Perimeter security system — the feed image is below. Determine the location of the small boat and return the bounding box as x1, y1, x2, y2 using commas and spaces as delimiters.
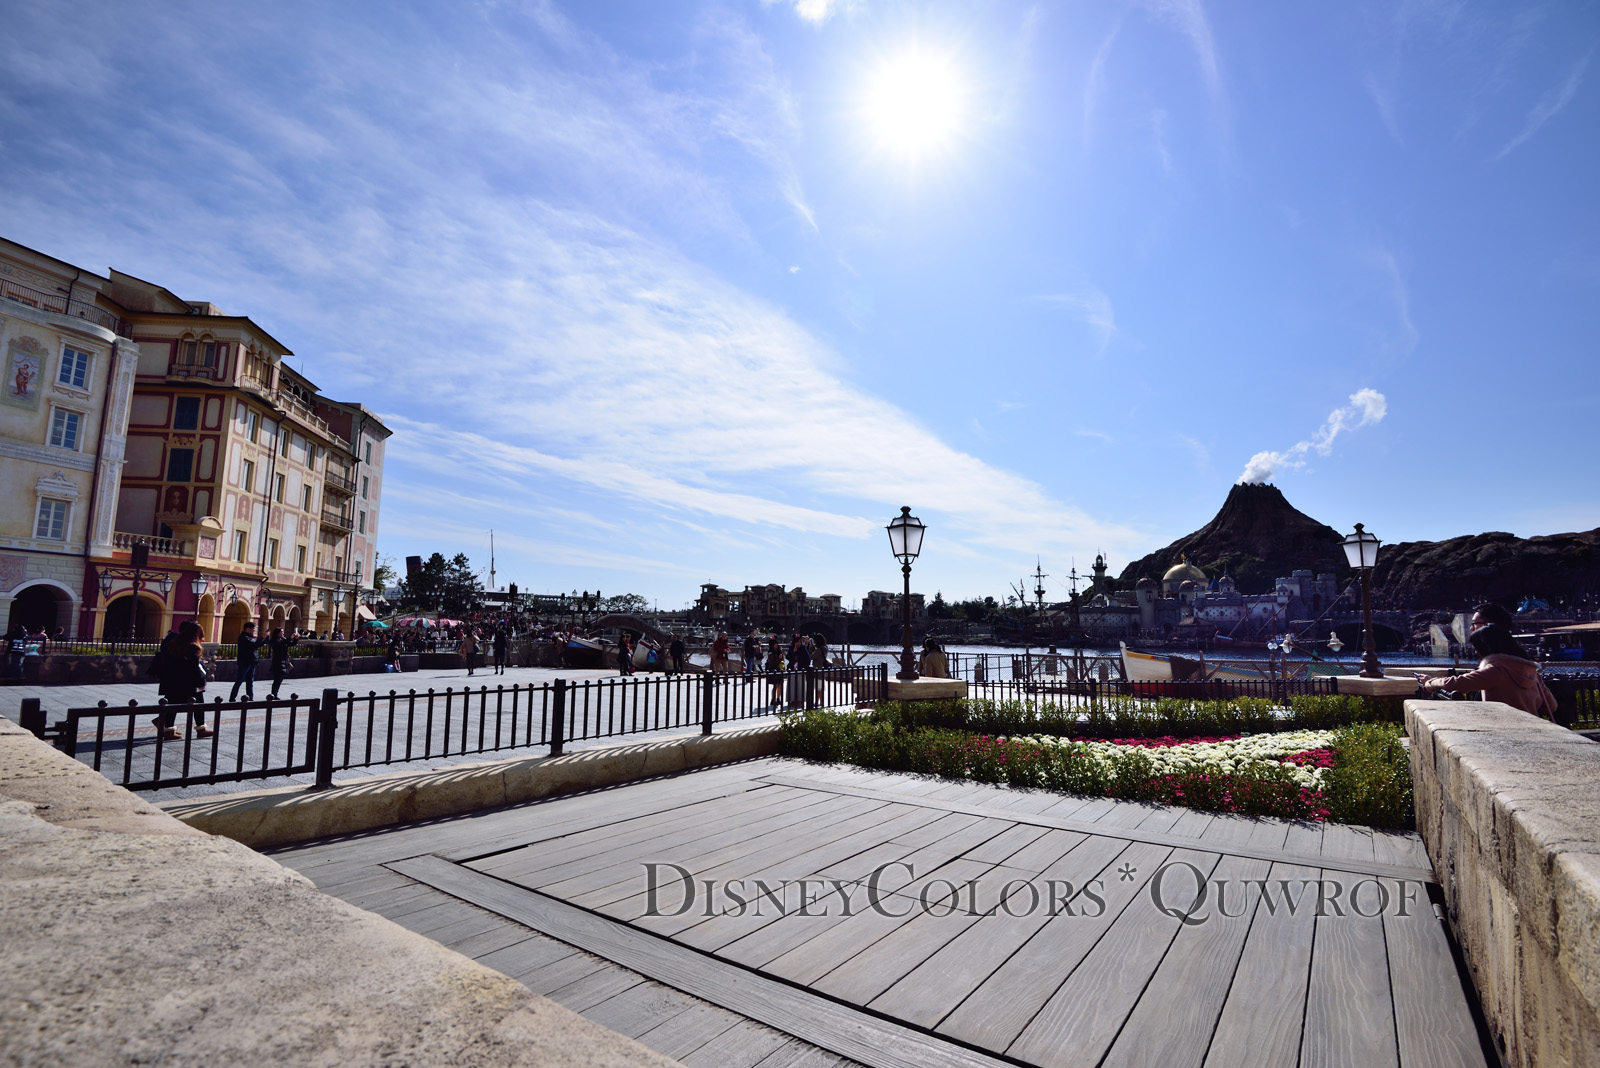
1119, 642, 1271, 685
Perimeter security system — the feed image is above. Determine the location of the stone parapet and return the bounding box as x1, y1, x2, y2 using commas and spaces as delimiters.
162, 723, 784, 849
0, 716, 678, 1067
1406, 699, 1600, 1067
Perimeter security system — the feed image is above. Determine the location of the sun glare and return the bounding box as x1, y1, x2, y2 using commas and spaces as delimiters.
863, 49, 968, 160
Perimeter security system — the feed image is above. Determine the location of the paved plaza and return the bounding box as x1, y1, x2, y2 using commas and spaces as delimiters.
273, 756, 1489, 1068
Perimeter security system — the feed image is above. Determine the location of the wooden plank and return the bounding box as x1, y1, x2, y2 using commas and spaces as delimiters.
476, 936, 584, 984
1006, 848, 1223, 1068
1299, 867, 1399, 1068
936, 839, 1170, 1052
389, 855, 1020, 1068
755, 773, 1434, 883
679, 1019, 794, 1068
1317, 822, 1375, 863
583, 981, 704, 1039
544, 966, 647, 1014
634, 1002, 745, 1061
751, 1039, 857, 1068
1370, 834, 1486, 1068
1201, 861, 1320, 1068
1100, 853, 1272, 1068
440, 921, 541, 960
868, 833, 1110, 1029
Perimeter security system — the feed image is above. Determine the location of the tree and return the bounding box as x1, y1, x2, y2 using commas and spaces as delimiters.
598, 592, 650, 614
953, 596, 998, 622
927, 592, 953, 619
397, 552, 483, 615
372, 553, 398, 594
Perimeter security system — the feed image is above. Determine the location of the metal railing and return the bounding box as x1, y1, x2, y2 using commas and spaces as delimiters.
962, 676, 1338, 708
319, 508, 354, 531
23, 664, 888, 791
33, 695, 320, 792
0, 276, 129, 335
323, 470, 357, 496
315, 566, 359, 583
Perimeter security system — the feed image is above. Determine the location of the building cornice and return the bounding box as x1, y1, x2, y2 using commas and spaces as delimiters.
0, 438, 94, 472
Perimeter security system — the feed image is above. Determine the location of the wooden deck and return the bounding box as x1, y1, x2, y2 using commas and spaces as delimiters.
272, 757, 1489, 1068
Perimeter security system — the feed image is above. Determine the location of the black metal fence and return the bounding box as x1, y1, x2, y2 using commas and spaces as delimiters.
24, 664, 888, 792
959, 675, 1338, 708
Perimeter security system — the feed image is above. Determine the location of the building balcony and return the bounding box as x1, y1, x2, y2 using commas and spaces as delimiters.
166, 361, 224, 382
323, 470, 357, 496
112, 532, 182, 557
319, 509, 354, 532
1, 277, 130, 336
315, 566, 360, 584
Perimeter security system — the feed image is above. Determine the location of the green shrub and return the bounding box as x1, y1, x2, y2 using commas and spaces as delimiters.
1323, 723, 1413, 829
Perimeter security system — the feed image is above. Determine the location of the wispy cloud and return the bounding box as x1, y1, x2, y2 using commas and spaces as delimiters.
1145, 0, 1224, 103
1364, 74, 1404, 146
1497, 51, 1591, 159
766, 0, 850, 25
1076, 428, 1114, 444
1150, 108, 1173, 174
1367, 248, 1421, 359
1237, 389, 1388, 484
1038, 285, 1118, 355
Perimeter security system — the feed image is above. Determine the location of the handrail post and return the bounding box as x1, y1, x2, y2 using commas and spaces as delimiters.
550, 678, 567, 756
805, 666, 817, 711
19, 698, 43, 739
312, 687, 339, 791
701, 672, 715, 735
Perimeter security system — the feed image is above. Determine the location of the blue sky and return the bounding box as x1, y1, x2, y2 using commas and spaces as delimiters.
3, 0, 1596, 608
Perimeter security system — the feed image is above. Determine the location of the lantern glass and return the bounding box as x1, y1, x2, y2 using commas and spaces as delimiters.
886, 507, 926, 563
97, 571, 114, 596
155, 574, 175, 597
1328, 633, 1344, 652
1341, 523, 1381, 570
190, 573, 209, 598
333, 587, 346, 605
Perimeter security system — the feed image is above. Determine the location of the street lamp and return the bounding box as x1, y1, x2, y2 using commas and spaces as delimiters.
96, 543, 175, 641
333, 585, 349, 639
1340, 522, 1384, 679
190, 573, 209, 599
886, 506, 926, 681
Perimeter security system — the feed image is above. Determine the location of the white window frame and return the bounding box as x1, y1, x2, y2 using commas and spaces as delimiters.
295, 544, 307, 573
48, 406, 85, 451
34, 498, 70, 540
234, 529, 249, 562
241, 458, 255, 493
57, 346, 92, 391
267, 538, 280, 568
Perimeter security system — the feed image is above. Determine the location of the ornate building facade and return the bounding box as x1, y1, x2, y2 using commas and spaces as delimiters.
0, 236, 389, 641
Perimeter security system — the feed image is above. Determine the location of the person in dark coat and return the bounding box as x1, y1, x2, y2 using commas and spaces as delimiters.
668, 635, 686, 674
267, 626, 294, 698
230, 620, 261, 700
154, 620, 211, 739
617, 634, 634, 676
492, 627, 509, 675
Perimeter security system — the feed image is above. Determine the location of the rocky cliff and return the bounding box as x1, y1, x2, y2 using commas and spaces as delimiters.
1117, 483, 1347, 595
1372, 529, 1600, 609
1116, 482, 1600, 608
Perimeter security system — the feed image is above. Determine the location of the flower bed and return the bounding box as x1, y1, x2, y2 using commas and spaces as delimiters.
779, 702, 1413, 828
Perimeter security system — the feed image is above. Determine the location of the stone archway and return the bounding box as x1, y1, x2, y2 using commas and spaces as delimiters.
196, 594, 217, 642
103, 592, 164, 641
10, 583, 73, 637
220, 600, 252, 643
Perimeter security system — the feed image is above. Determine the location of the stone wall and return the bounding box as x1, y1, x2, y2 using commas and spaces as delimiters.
1407, 699, 1600, 1067
0, 715, 679, 1067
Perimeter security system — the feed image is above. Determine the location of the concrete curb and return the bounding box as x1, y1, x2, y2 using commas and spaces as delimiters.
160, 724, 784, 849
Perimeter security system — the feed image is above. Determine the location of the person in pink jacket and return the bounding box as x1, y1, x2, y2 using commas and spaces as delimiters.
1419, 624, 1557, 718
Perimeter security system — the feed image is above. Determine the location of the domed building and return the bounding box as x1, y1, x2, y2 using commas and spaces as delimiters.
1161, 556, 1209, 597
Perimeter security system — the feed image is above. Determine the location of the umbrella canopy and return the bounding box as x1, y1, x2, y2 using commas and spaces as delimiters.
395, 616, 436, 627
437, 617, 465, 626
367, 620, 390, 629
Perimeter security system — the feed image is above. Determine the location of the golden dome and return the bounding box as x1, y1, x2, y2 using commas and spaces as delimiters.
1161, 556, 1208, 590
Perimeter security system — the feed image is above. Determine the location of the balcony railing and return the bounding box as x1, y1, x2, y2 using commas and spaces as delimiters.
324, 470, 357, 496
319, 509, 354, 532
1, 277, 130, 336
315, 567, 360, 583
112, 532, 181, 556
166, 361, 224, 382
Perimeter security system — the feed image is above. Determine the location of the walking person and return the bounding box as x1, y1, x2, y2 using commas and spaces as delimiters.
492, 626, 509, 675
459, 628, 479, 676
711, 631, 731, 674
267, 626, 294, 699
229, 621, 262, 700
765, 636, 785, 708
742, 633, 759, 677
617, 633, 634, 676
153, 620, 212, 740
786, 633, 810, 708
669, 634, 686, 674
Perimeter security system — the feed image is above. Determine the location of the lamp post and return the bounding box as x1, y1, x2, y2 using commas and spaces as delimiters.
885, 506, 926, 681
97, 543, 175, 642
1341, 523, 1384, 679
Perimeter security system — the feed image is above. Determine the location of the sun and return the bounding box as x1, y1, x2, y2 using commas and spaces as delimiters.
862, 49, 969, 160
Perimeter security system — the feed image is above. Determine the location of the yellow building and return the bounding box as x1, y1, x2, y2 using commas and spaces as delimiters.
0, 243, 139, 637
1, 236, 390, 642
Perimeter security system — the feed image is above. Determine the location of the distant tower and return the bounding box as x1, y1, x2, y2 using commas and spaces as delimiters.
1092, 553, 1107, 596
